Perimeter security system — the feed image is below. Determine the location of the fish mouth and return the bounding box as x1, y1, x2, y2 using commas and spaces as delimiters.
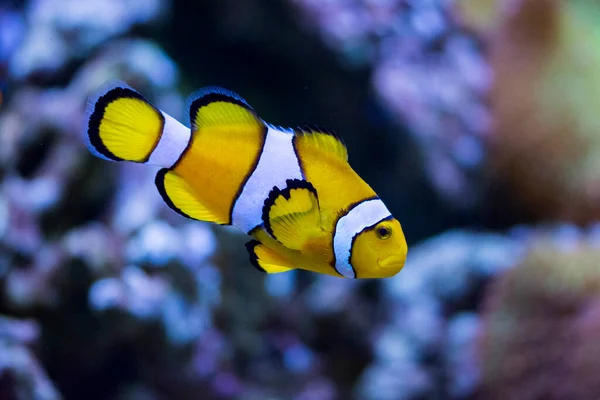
378, 255, 406, 270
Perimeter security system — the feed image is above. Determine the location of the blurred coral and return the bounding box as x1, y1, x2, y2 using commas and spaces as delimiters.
4, 0, 595, 399
478, 236, 600, 400
453, 0, 502, 33
357, 229, 523, 400
0, 316, 61, 400
8, 0, 167, 81
487, 0, 600, 223
0, 0, 224, 398
291, 0, 491, 208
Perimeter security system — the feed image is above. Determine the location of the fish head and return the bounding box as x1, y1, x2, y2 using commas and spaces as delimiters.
349, 217, 407, 278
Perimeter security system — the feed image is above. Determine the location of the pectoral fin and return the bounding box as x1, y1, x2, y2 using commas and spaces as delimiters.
262, 179, 321, 250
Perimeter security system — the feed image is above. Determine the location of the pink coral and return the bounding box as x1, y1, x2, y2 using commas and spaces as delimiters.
486, 0, 600, 223
478, 238, 600, 400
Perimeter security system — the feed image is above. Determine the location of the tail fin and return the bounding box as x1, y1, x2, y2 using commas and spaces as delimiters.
84, 81, 174, 164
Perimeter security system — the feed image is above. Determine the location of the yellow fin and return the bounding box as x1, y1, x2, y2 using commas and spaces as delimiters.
86, 81, 164, 162
293, 126, 348, 163
262, 179, 321, 250
155, 168, 228, 224
187, 87, 261, 133
245, 240, 297, 274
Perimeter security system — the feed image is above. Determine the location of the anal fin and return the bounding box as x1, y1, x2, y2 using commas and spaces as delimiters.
245, 240, 296, 274
155, 168, 228, 224
262, 179, 321, 250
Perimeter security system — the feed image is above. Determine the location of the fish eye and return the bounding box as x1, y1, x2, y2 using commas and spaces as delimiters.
375, 224, 392, 240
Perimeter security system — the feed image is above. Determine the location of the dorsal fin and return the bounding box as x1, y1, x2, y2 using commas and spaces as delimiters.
185, 87, 261, 133
293, 125, 348, 162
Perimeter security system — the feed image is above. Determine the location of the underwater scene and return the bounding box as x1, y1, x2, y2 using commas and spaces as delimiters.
2, 0, 600, 399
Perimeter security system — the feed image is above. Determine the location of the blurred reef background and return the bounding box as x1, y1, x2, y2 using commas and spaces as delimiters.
2, 0, 600, 399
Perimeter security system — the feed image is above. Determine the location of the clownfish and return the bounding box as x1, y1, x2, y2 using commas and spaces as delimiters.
83, 81, 408, 278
